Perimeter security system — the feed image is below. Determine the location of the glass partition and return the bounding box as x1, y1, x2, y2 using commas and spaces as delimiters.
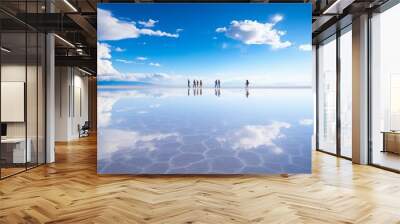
1, 30, 28, 177
0, 1, 46, 179
38, 32, 45, 165
339, 28, 352, 158
370, 3, 400, 171
317, 36, 337, 154
27, 30, 38, 169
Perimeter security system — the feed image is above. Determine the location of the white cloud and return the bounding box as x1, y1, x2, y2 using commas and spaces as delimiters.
138, 19, 158, 27
139, 29, 179, 38
116, 59, 133, 64
98, 42, 112, 59
217, 121, 291, 154
149, 62, 161, 67
299, 44, 312, 51
216, 27, 227, 33
215, 16, 292, 49
176, 28, 184, 33
299, 119, 313, 126
98, 42, 120, 79
136, 56, 148, 61
98, 8, 140, 41
98, 8, 178, 41
115, 47, 126, 52
97, 42, 168, 82
272, 14, 283, 23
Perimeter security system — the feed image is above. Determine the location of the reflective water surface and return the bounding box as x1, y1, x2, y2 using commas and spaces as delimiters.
98, 87, 313, 174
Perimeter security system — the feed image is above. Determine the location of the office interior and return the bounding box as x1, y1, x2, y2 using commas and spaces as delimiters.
0, 1, 400, 223
0, 0, 399, 176
0, 0, 97, 179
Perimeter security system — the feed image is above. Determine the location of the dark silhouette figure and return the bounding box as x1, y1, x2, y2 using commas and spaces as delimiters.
199, 80, 202, 88
217, 80, 221, 88
200, 88, 202, 95
215, 88, 221, 97
246, 80, 249, 88
188, 79, 191, 88
188, 88, 190, 96
193, 80, 196, 88
215, 80, 218, 89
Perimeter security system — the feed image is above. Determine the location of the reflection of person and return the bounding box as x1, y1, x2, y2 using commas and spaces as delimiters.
188, 88, 190, 96
246, 88, 249, 98
200, 88, 202, 95
215, 88, 221, 97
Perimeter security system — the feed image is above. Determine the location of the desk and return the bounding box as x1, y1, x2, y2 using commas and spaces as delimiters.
382, 131, 400, 154
1, 138, 31, 163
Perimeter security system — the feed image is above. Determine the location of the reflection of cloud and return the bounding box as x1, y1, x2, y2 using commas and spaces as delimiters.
99, 129, 179, 160
217, 121, 291, 153
98, 89, 183, 127
137, 110, 148, 114
149, 104, 160, 108
98, 92, 118, 128
98, 8, 178, 41
299, 119, 313, 126
216, 15, 292, 49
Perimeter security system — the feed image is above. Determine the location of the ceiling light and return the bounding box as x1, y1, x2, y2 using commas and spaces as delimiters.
1, 47, 11, 53
63, 0, 78, 12
322, 0, 354, 15
54, 34, 75, 48
78, 67, 93, 76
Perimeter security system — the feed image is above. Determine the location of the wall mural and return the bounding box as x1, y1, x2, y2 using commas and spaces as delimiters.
97, 3, 313, 174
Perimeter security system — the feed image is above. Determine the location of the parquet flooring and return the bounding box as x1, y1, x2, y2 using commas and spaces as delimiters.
1, 135, 400, 223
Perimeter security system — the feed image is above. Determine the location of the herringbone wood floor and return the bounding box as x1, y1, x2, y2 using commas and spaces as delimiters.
1, 135, 400, 224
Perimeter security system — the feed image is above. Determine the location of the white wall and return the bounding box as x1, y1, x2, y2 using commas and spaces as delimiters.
55, 67, 89, 141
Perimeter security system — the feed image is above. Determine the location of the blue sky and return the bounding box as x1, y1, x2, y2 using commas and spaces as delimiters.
97, 3, 312, 87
